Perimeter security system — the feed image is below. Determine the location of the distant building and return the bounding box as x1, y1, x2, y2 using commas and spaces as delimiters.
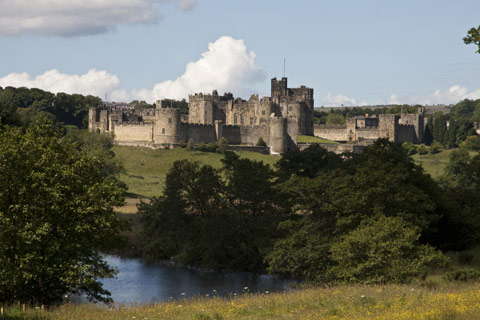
89, 77, 314, 154
314, 113, 424, 144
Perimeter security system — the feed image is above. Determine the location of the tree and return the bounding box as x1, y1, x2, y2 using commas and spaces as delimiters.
330, 216, 447, 284
464, 26, 480, 54
0, 117, 128, 304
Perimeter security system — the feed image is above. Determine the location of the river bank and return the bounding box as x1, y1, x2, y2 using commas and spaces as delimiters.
7, 281, 480, 320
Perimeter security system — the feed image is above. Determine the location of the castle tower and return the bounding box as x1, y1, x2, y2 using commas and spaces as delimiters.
153, 108, 182, 144
269, 115, 287, 154
271, 77, 288, 99
378, 114, 398, 142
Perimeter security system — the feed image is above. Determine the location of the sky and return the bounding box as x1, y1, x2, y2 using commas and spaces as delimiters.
0, 0, 479, 107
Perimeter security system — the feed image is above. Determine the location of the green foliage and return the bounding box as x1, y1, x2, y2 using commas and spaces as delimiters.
424, 117, 434, 145
464, 25, 480, 54
0, 116, 128, 304
460, 135, 480, 151
140, 152, 285, 272
171, 98, 189, 114
330, 216, 447, 284
402, 142, 417, 155
429, 141, 444, 154
325, 113, 345, 125
0, 86, 102, 129
433, 112, 447, 144
443, 267, 480, 282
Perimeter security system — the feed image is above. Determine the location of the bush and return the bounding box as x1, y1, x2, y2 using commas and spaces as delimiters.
178, 140, 186, 148
218, 137, 229, 153
460, 135, 480, 151
417, 144, 429, 155
429, 141, 443, 154
402, 142, 417, 155
330, 216, 448, 284
443, 267, 480, 282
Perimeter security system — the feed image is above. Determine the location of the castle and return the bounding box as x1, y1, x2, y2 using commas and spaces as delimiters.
314, 113, 424, 145
89, 77, 314, 154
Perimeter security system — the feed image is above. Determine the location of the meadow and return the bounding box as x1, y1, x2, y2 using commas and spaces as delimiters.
6, 282, 480, 320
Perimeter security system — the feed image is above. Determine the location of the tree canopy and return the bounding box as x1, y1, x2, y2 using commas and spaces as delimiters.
0, 117, 128, 304
464, 25, 480, 54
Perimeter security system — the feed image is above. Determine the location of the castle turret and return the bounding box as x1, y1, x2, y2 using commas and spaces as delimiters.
269, 115, 287, 154
271, 77, 288, 99
153, 107, 182, 144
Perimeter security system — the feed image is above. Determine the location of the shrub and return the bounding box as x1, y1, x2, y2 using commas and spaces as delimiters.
178, 140, 186, 148
218, 137, 228, 153
443, 267, 480, 282
330, 216, 448, 284
417, 144, 429, 155
402, 142, 417, 155
429, 141, 443, 154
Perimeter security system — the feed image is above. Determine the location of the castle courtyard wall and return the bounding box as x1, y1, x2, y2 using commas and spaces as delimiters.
184, 123, 217, 143
222, 125, 269, 146
396, 125, 417, 144
314, 124, 347, 141
114, 124, 153, 142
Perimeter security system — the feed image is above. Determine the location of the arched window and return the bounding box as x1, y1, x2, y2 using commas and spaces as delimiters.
234, 114, 238, 124
162, 128, 165, 134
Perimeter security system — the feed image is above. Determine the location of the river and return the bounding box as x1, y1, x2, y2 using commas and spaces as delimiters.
99, 255, 297, 304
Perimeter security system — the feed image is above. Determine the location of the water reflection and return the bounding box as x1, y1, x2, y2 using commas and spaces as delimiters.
100, 255, 297, 304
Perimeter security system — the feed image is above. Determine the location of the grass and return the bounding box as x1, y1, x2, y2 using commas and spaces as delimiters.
411, 150, 454, 180
411, 150, 479, 180
297, 135, 338, 144
7, 282, 480, 319
114, 146, 280, 199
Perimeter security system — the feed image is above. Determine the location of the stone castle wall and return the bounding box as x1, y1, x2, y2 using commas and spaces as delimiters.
114, 123, 153, 142
314, 124, 347, 141
314, 113, 424, 144
89, 77, 313, 154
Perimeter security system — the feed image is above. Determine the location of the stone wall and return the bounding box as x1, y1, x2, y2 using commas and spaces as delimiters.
298, 143, 364, 154
222, 124, 269, 146
114, 123, 153, 142
396, 125, 417, 144
314, 124, 347, 141
184, 123, 217, 143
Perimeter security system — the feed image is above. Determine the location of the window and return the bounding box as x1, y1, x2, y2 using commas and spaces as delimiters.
288, 106, 292, 111
234, 114, 238, 124
240, 115, 244, 125
162, 128, 165, 134
168, 118, 172, 124
250, 118, 254, 125
262, 111, 265, 115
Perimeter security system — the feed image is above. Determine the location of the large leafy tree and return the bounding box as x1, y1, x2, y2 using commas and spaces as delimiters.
140, 152, 285, 272
0, 117, 127, 304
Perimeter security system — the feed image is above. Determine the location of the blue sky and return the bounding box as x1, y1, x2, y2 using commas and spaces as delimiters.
0, 0, 479, 106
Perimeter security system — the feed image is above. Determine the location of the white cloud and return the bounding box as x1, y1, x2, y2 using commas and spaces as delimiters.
0, 69, 120, 98
130, 36, 266, 102
323, 92, 361, 107
178, 0, 196, 10
0, 0, 196, 37
0, 36, 264, 103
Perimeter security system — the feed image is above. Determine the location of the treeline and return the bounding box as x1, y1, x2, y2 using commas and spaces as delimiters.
0, 86, 103, 129
425, 99, 480, 148
140, 141, 480, 283
314, 105, 422, 125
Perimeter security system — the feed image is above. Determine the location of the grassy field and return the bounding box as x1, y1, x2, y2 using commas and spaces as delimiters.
114, 146, 280, 199
7, 282, 480, 320
411, 150, 453, 180
297, 135, 338, 144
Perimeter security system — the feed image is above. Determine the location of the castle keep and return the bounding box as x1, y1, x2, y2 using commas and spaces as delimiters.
314, 113, 424, 144
89, 77, 314, 154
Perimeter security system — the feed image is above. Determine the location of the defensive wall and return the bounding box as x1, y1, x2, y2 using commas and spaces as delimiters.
314, 113, 424, 144
89, 77, 312, 154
